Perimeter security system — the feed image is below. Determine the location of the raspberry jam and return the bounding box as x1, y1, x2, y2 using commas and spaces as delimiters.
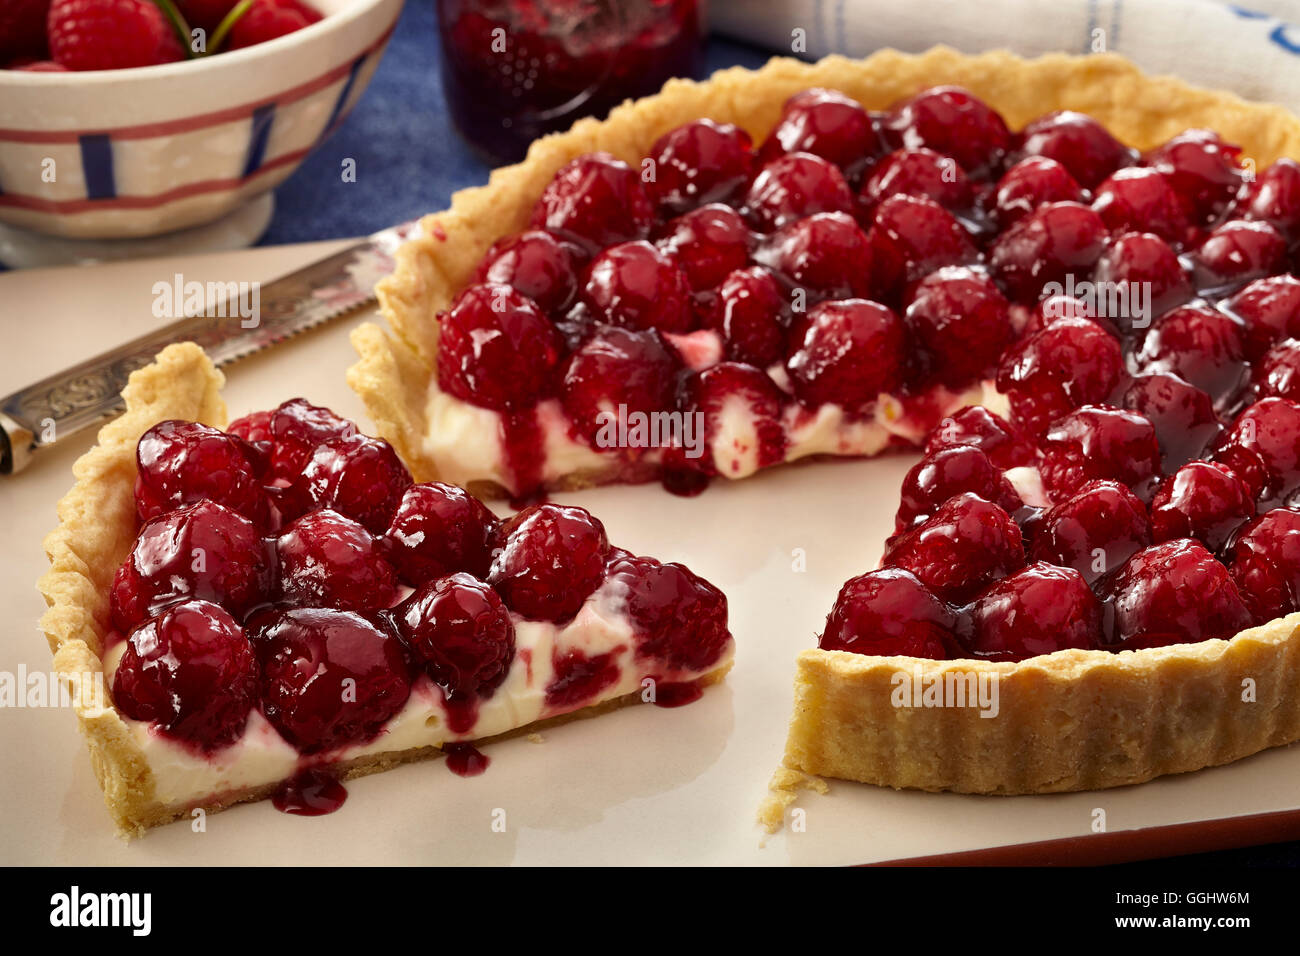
436, 0, 705, 164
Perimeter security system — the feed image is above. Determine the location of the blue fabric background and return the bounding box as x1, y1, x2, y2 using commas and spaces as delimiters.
260, 1, 770, 245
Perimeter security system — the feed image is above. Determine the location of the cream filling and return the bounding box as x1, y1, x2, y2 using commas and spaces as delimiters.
104, 579, 734, 808
424, 372, 1011, 494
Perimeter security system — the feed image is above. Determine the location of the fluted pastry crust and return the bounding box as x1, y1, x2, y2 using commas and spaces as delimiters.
353, 47, 1300, 824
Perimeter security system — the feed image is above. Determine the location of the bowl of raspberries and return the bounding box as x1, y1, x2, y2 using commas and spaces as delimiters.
0, 0, 404, 245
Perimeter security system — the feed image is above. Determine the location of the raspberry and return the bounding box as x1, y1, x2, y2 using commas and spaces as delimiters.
654, 204, 753, 292
1227, 508, 1300, 623
437, 284, 565, 411
1014, 110, 1135, 188
531, 153, 654, 253
989, 201, 1108, 304
894, 444, 1023, 533
227, 0, 323, 51
924, 405, 1035, 470
281, 433, 411, 533
971, 563, 1101, 660
867, 194, 979, 300
644, 119, 754, 215
561, 326, 680, 444
761, 88, 883, 175
1146, 129, 1246, 225
819, 568, 953, 659
860, 147, 973, 214
487, 504, 609, 622
581, 240, 693, 333
785, 299, 907, 410
1038, 405, 1162, 500
475, 230, 582, 314
112, 600, 256, 752
383, 482, 499, 585
269, 398, 355, 481
134, 420, 269, 527
48, 0, 184, 70
1150, 461, 1255, 553
992, 156, 1085, 227
756, 211, 873, 301
882, 493, 1025, 604
606, 553, 732, 672
708, 266, 787, 367
681, 362, 787, 478
274, 509, 398, 611
1031, 479, 1152, 584
110, 500, 273, 633
743, 152, 855, 231
995, 317, 1123, 437
1091, 167, 1193, 245
393, 573, 516, 699
882, 86, 1011, 178
904, 266, 1013, 385
254, 607, 412, 754
1132, 304, 1248, 408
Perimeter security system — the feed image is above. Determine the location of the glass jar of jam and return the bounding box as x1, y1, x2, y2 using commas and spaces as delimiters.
436, 0, 706, 165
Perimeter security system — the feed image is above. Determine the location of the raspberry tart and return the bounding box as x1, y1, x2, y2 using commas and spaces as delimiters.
38, 344, 733, 836
348, 48, 1300, 819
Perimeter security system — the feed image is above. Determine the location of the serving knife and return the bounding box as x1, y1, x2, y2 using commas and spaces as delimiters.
0, 221, 416, 475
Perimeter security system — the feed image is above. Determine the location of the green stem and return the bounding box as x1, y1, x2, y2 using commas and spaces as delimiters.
150, 0, 194, 59
210, 0, 258, 55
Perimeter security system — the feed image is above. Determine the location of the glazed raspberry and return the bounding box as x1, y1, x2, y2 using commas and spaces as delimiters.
1132, 304, 1248, 408
1120, 373, 1222, 470
682, 362, 787, 477
111, 500, 273, 633
283, 433, 412, 533
1101, 539, 1251, 649
1146, 129, 1245, 224
992, 157, 1085, 227
1225, 275, 1300, 359
475, 230, 582, 314
1091, 231, 1192, 328
894, 445, 1023, 533
1232, 158, 1300, 239
581, 240, 693, 333
606, 553, 732, 672
254, 607, 412, 754
761, 88, 883, 174
1193, 219, 1288, 290
867, 194, 979, 300
394, 573, 515, 698
48, 0, 184, 70
756, 211, 873, 300
996, 317, 1123, 437
1213, 397, 1300, 504
270, 398, 355, 480
134, 420, 269, 526
925, 405, 1035, 470
561, 326, 680, 443
1255, 338, 1300, 402
1015, 111, 1135, 189
904, 266, 1013, 385
437, 284, 565, 411
1039, 405, 1162, 499
112, 600, 257, 752
1091, 167, 1193, 245
882, 493, 1025, 604
383, 482, 499, 585
1150, 461, 1254, 552
644, 119, 754, 215
487, 504, 609, 622
274, 509, 398, 611
882, 86, 1011, 177
743, 152, 855, 231
860, 148, 973, 215
227, 410, 273, 444
970, 563, 1101, 661
989, 201, 1108, 304
1024, 293, 1115, 338
1226, 508, 1300, 623
530, 153, 653, 253
1031, 480, 1151, 584
227, 0, 322, 50
709, 266, 787, 367
818, 568, 954, 659
654, 204, 752, 291
785, 299, 907, 410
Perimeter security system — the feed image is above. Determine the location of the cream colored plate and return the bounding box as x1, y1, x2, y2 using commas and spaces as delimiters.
2, 241, 1298, 864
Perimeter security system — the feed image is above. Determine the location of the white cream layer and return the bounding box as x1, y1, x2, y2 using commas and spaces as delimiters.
104, 578, 733, 808
422, 326, 1011, 492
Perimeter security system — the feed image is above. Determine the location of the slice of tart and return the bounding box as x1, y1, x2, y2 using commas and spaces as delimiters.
39, 343, 733, 837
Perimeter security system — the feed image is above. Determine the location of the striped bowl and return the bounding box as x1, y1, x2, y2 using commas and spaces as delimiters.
0, 0, 404, 240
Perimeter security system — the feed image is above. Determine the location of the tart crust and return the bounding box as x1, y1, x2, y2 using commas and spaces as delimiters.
36, 343, 730, 837
358, 47, 1300, 822
349, 45, 1300, 494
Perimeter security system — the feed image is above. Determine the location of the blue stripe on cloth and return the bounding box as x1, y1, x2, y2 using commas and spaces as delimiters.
79, 134, 115, 199
242, 104, 276, 178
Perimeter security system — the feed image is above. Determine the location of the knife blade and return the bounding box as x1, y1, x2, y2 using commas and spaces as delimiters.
0, 220, 417, 475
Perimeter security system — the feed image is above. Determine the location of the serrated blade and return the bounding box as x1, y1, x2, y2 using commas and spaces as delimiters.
0, 221, 416, 474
